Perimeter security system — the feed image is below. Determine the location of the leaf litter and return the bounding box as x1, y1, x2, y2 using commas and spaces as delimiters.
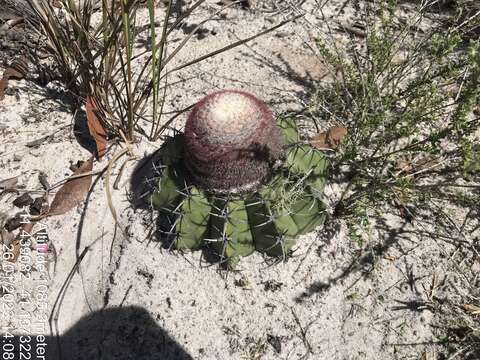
311, 125, 348, 150
47, 157, 94, 216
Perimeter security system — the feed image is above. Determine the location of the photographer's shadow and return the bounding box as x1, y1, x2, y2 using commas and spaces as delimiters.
12, 306, 192, 360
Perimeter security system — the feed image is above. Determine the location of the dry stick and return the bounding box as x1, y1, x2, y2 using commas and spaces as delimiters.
454, 9, 480, 32
129, 0, 207, 61
151, 67, 169, 140
394, 192, 475, 289
47, 170, 105, 191
158, 1, 243, 70
290, 307, 314, 359
113, 157, 130, 190
318, 7, 357, 108
460, 208, 474, 234
132, 0, 230, 119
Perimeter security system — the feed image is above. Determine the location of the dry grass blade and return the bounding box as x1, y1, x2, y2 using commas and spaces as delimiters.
48, 157, 94, 216
165, 0, 207, 38
166, 14, 303, 76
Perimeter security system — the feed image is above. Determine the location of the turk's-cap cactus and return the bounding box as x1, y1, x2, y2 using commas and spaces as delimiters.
150, 90, 328, 267
184, 90, 285, 194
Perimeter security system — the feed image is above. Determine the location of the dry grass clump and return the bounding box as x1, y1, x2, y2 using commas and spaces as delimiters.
29, 0, 295, 143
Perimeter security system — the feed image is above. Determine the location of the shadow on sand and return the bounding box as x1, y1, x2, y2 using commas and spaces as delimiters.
10, 306, 192, 360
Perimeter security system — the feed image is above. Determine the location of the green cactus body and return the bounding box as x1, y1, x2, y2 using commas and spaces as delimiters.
175, 187, 211, 250
277, 117, 300, 145
210, 199, 255, 267
289, 195, 326, 235
150, 167, 181, 211
150, 91, 329, 266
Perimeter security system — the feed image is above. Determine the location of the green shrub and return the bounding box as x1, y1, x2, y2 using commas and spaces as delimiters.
310, 1, 479, 222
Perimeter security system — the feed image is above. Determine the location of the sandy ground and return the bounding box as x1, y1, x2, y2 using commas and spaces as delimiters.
0, 1, 477, 359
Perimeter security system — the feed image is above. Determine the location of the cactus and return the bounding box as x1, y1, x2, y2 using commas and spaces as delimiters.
149, 90, 328, 267
184, 90, 285, 193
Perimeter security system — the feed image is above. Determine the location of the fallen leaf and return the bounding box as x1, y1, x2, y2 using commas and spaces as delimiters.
48, 157, 94, 216
311, 125, 348, 150
338, 21, 367, 38
85, 96, 108, 159
395, 157, 413, 173
0, 17, 24, 32
217, 0, 251, 8
0, 58, 27, 101
474, 106, 480, 116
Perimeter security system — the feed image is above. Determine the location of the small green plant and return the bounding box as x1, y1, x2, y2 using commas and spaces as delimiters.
149, 90, 328, 267
310, 1, 479, 224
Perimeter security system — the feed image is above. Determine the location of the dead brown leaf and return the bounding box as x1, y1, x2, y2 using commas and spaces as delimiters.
338, 21, 367, 38
0, 58, 27, 101
4, 214, 24, 232
311, 125, 348, 150
85, 96, 108, 159
0, 17, 24, 32
48, 157, 94, 216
